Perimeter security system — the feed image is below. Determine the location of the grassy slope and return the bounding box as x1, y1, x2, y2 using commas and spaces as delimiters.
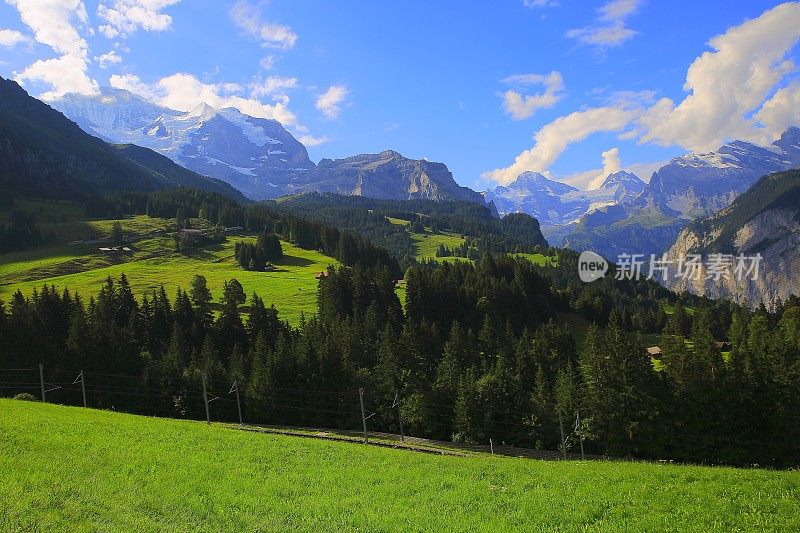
411, 231, 467, 261
1, 400, 798, 532
0, 200, 338, 324
0, 238, 337, 324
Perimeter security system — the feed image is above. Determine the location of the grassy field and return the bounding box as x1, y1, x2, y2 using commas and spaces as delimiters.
1, 400, 798, 532
411, 230, 467, 261
1, 199, 342, 324
0, 237, 337, 324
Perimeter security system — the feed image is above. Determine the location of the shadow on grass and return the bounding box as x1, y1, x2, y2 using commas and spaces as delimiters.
275, 255, 316, 268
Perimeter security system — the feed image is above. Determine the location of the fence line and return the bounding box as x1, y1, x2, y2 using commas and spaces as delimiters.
2, 365, 798, 466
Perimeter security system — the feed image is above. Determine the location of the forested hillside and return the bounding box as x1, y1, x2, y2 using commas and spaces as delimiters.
273, 193, 549, 265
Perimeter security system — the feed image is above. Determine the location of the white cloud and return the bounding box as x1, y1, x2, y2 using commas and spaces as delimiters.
95, 50, 123, 68
6, 0, 98, 98
501, 71, 564, 120
754, 83, 800, 136
561, 157, 664, 189
0, 28, 28, 48
488, 2, 800, 187
250, 76, 298, 98
230, 1, 297, 50
639, 1, 800, 151
566, 0, 641, 48
316, 85, 349, 120
109, 72, 298, 125
587, 147, 622, 189
108, 73, 159, 98
297, 134, 330, 147
484, 106, 637, 185
6, 0, 90, 57
17, 55, 99, 99
97, 0, 180, 39
260, 55, 276, 70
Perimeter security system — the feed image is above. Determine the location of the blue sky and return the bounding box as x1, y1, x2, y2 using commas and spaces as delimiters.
1, 0, 799, 191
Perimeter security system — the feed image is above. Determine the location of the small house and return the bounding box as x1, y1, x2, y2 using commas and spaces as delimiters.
646, 346, 662, 358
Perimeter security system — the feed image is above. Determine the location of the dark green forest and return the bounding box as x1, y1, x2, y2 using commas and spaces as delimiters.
2, 254, 799, 467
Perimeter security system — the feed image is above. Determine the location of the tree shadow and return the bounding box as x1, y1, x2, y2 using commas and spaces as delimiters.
276, 254, 317, 268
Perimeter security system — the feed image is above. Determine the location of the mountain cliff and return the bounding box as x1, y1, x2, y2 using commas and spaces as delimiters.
661, 169, 800, 308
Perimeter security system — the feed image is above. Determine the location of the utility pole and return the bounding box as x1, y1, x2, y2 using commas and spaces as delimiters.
79, 371, 86, 408
558, 411, 566, 460
358, 388, 368, 443
230, 380, 243, 426
394, 392, 404, 443
202, 372, 210, 424
39, 363, 45, 403
576, 410, 585, 460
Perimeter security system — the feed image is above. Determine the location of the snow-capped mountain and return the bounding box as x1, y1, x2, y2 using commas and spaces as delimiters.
557, 127, 800, 260
50, 88, 486, 204
483, 170, 645, 225
51, 88, 314, 200
637, 128, 800, 219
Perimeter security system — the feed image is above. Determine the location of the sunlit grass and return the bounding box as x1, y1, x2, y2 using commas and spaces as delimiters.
1, 400, 798, 532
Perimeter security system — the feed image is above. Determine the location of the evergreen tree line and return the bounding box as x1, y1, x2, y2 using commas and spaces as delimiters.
271, 193, 551, 268
81, 188, 402, 278
234, 231, 283, 271
0, 210, 54, 254
2, 255, 798, 467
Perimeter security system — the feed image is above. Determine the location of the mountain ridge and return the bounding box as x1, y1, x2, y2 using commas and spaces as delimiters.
51, 88, 486, 205
0, 77, 247, 202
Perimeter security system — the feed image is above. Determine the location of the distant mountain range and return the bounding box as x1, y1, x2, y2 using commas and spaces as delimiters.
51, 88, 483, 204
662, 168, 800, 308
0, 77, 247, 201
484, 170, 646, 225
485, 128, 800, 260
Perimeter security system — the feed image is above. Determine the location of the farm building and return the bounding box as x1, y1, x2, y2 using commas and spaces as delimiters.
646, 346, 662, 358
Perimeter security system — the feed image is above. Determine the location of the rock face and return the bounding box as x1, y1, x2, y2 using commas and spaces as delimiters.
295, 150, 485, 203
51, 88, 487, 205
661, 169, 800, 309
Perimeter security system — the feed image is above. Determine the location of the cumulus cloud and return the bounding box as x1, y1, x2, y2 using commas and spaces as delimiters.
230, 1, 297, 50
0, 28, 28, 48
316, 85, 349, 120
754, 83, 800, 136
95, 50, 123, 68
501, 71, 564, 120
484, 106, 637, 185
488, 2, 800, 187
97, 0, 180, 39
566, 0, 641, 48
17, 55, 99, 100
587, 147, 622, 189
6, 0, 98, 98
639, 1, 800, 151
109, 72, 298, 125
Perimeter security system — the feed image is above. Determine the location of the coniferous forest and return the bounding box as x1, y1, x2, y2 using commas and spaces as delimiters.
2, 246, 799, 468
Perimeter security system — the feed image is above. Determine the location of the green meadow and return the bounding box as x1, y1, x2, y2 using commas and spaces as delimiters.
0, 200, 338, 324
1, 399, 798, 532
